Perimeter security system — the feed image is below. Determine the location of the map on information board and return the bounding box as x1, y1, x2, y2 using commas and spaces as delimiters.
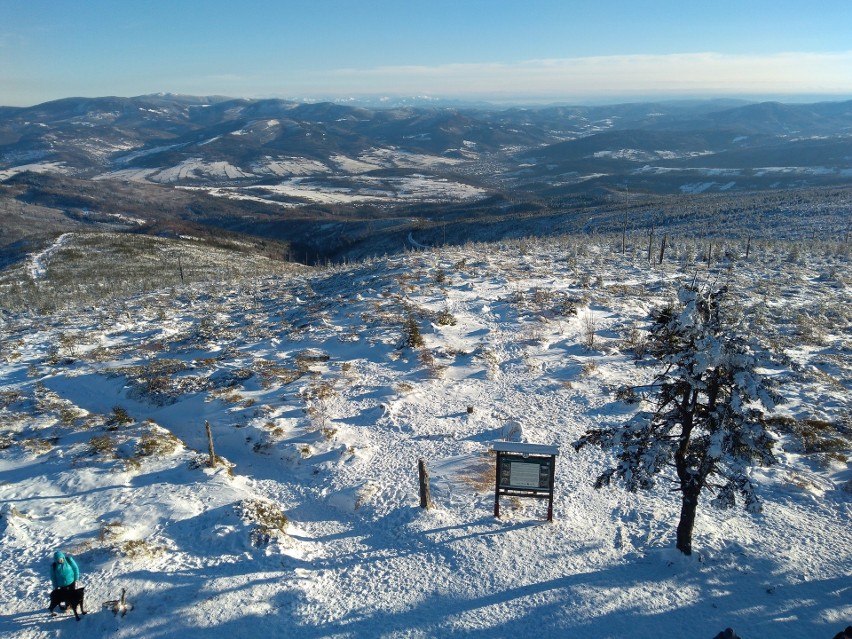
509, 461, 541, 487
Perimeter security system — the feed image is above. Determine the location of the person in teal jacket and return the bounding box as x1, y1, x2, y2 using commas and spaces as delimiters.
49, 551, 80, 590
49, 550, 85, 617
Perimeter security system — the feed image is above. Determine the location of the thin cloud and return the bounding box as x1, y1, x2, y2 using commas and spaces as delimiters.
0, 31, 25, 48
321, 52, 852, 99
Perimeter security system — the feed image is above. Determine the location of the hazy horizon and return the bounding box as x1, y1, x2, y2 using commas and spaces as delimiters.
7, 91, 852, 112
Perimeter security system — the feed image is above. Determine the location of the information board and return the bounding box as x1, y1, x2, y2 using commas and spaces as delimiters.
499, 456, 552, 491
492, 442, 558, 521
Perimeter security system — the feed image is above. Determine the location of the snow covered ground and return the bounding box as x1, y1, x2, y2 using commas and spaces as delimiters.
0, 162, 70, 181
238, 175, 486, 205
27, 234, 72, 281
90, 144, 483, 204
0, 235, 849, 638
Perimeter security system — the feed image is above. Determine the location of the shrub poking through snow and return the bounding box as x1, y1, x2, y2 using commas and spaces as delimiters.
765, 416, 850, 462
294, 349, 330, 372
435, 309, 457, 326
400, 315, 424, 348
119, 538, 167, 559
303, 380, 336, 431
21, 437, 56, 455
136, 428, 182, 458
237, 499, 288, 546
107, 405, 133, 429
89, 434, 117, 457
582, 311, 597, 350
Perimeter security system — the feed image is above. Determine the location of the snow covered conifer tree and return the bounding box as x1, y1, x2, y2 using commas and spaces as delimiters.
574, 286, 780, 555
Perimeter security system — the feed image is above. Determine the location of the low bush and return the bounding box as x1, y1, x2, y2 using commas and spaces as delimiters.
136, 430, 182, 457
400, 316, 424, 348
767, 416, 850, 456
107, 406, 133, 430
119, 538, 167, 559
89, 434, 116, 456
237, 499, 288, 547
21, 437, 57, 455
435, 310, 457, 326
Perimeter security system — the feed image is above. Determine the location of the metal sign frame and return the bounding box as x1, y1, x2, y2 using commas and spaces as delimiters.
492, 442, 558, 522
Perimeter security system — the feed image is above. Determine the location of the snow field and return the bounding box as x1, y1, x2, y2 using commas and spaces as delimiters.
0, 236, 850, 638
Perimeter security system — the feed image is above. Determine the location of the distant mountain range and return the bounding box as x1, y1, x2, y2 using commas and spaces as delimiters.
1, 94, 851, 266
2, 94, 851, 190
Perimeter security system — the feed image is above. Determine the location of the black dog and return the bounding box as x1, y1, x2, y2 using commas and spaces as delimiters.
49, 585, 86, 620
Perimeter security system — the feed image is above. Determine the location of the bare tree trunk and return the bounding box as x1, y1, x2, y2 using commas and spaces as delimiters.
676, 491, 699, 555
674, 390, 699, 555
658, 234, 667, 264
745, 236, 751, 260
418, 458, 433, 509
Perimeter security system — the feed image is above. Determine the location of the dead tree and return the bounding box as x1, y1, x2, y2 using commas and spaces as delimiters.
647, 227, 655, 264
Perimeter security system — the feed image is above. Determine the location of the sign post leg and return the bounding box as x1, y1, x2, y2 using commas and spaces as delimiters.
546, 454, 556, 522
494, 456, 501, 518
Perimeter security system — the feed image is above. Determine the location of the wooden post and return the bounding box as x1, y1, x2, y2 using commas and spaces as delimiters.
205, 420, 216, 468
418, 458, 433, 509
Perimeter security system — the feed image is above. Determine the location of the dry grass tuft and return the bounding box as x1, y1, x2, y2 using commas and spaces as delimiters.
459, 452, 496, 493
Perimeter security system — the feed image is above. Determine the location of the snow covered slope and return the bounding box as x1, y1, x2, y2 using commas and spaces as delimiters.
1, 235, 849, 638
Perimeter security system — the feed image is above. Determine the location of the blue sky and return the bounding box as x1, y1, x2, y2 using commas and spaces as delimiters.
2, 0, 852, 106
